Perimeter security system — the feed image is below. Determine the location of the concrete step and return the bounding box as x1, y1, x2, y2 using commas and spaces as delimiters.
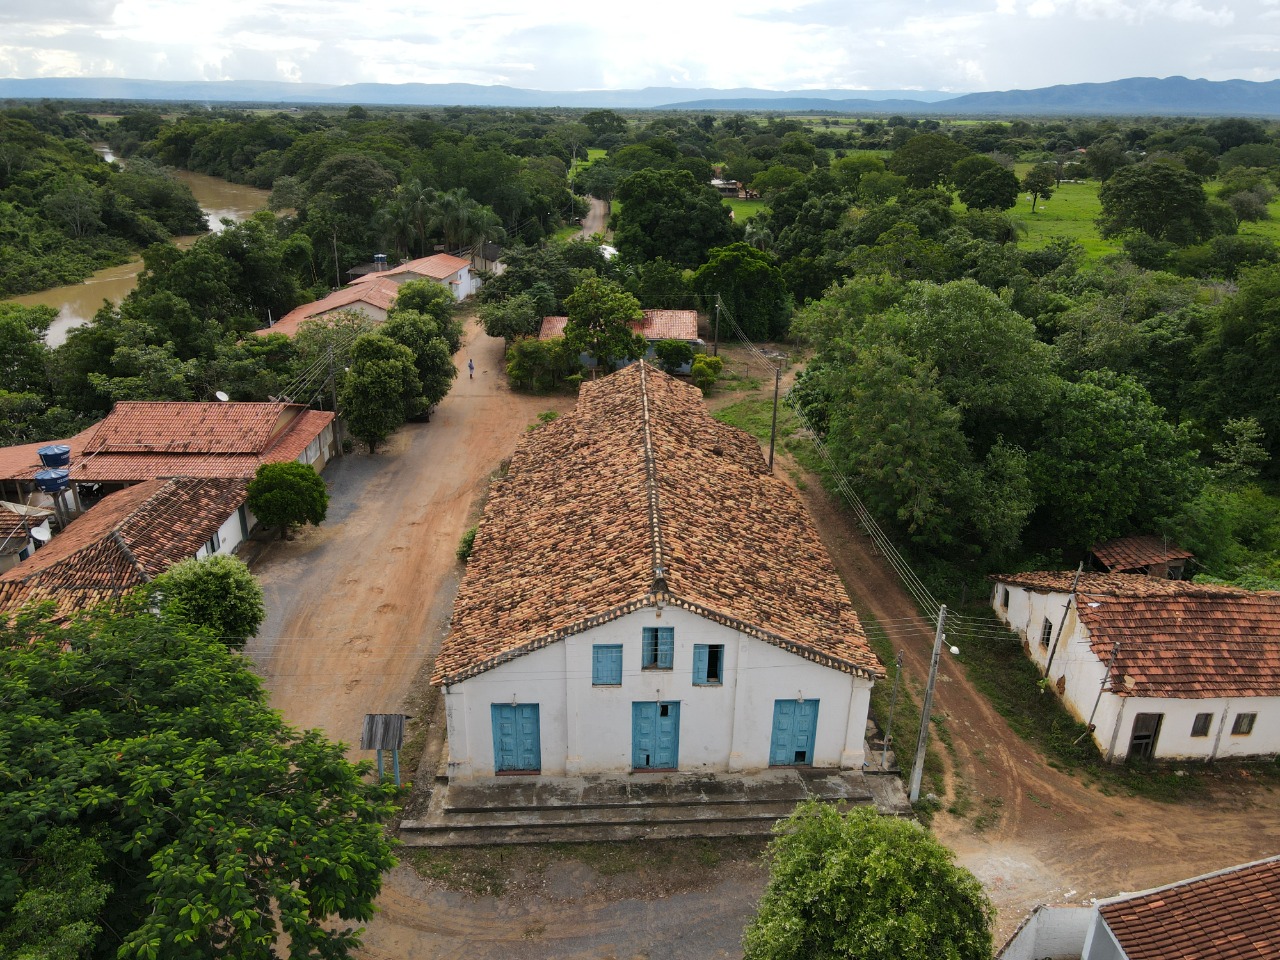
405, 815, 789, 847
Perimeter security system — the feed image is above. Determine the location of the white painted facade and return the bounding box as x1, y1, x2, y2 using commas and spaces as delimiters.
442, 604, 873, 780
314, 303, 390, 326
993, 582, 1280, 762
195, 503, 257, 560
997, 905, 1095, 960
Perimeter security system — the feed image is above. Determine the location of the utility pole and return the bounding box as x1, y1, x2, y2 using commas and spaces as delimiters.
713, 294, 721, 357
767, 356, 782, 472
328, 344, 343, 457
1043, 562, 1084, 677
332, 227, 341, 289
909, 604, 951, 804
881, 650, 904, 771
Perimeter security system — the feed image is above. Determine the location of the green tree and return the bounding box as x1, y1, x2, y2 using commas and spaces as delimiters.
479, 292, 543, 343
951, 156, 1019, 211
1021, 164, 1056, 212
887, 132, 971, 189
383, 311, 457, 413
690, 353, 723, 395
245, 460, 329, 539
148, 554, 266, 650
1097, 162, 1213, 245
1030, 371, 1203, 548
562, 276, 647, 371
390, 279, 462, 353
0, 603, 398, 959
743, 801, 992, 960
613, 168, 737, 269
505, 336, 576, 392
339, 333, 421, 452
0, 827, 110, 960
1083, 137, 1130, 182
693, 243, 792, 341
652, 339, 695, 374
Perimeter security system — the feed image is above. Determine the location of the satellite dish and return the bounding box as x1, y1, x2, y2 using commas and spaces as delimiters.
31, 526, 52, 542
215, 391, 230, 402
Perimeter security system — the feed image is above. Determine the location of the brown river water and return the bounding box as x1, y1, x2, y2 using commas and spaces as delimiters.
7, 148, 271, 346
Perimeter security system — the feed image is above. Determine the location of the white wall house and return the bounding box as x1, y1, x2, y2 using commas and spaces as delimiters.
999, 855, 1280, 960
991, 572, 1280, 763
349, 253, 477, 301
433, 363, 882, 781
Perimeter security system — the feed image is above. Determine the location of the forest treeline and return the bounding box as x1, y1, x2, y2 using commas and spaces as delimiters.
2, 102, 1279, 588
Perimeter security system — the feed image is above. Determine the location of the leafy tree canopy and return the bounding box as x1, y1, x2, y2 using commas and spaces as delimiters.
0, 601, 398, 959
149, 554, 266, 650
339, 332, 421, 452
613, 168, 738, 269
1097, 161, 1213, 245
563, 275, 647, 371
743, 801, 993, 960
246, 460, 329, 537
886, 132, 971, 189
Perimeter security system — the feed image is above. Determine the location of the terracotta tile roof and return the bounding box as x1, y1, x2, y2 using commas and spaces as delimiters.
258, 278, 399, 338
640, 309, 699, 341
1092, 534, 1195, 572
539, 310, 700, 343
0, 477, 247, 619
0, 404, 333, 484
433, 362, 881, 685
991, 572, 1280, 698
349, 253, 469, 284
1099, 855, 1280, 960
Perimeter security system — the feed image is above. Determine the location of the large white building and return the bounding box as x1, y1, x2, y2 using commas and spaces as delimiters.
432, 362, 883, 780
991, 571, 1280, 762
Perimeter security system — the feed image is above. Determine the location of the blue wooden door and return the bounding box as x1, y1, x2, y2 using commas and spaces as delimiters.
632, 701, 680, 769
491, 703, 541, 773
769, 699, 820, 766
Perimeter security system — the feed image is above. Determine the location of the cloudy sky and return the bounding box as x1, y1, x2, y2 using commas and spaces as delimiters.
0, 0, 1276, 92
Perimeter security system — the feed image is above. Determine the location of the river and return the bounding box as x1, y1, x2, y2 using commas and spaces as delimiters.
7, 148, 271, 346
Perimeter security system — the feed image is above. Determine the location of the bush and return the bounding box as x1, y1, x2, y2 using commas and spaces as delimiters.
456, 526, 478, 562
653, 339, 695, 374
150, 554, 265, 650
690, 354, 723, 395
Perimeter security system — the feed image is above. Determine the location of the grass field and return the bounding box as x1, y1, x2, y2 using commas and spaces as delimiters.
723, 197, 768, 221
1015, 179, 1122, 259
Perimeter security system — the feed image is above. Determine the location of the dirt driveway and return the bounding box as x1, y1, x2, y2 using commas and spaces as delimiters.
248, 338, 1280, 955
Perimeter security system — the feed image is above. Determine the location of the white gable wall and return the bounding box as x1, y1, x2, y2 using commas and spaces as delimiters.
443, 604, 872, 780
993, 582, 1280, 762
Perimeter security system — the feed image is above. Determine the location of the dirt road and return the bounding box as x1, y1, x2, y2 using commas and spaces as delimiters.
580, 197, 609, 238
247, 319, 573, 753
248, 338, 1280, 955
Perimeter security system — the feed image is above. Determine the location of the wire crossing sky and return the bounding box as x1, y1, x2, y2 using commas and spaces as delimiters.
0, 0, 1274, 93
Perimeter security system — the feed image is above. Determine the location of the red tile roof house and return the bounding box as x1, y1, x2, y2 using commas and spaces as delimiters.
0, 477, 250, 620
431, 362, 883, 781
0, 401, 335, 509
990, 571, 1280, 762
348, 253, 476, 301
539, 310, 704, 373
998, 854, 1280, 960
253, 276, 400, 339
1091, 533, 1195, 579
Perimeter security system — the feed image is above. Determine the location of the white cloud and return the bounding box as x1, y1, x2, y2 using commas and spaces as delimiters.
0, 0, 1276, 92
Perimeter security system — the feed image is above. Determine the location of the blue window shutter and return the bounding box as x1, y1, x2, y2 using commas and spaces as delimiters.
593, 644, 622, 685
658, 627, 674, 669
693, 645, 709, 684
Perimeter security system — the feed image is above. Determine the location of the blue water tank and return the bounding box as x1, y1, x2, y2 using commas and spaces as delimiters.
34, 468, 70, 493
37, 444, 71, 468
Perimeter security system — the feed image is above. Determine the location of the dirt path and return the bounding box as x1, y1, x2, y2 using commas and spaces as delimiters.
791, 436, 1280, 944
580, 197, 609, 238
247, 318, 573, 753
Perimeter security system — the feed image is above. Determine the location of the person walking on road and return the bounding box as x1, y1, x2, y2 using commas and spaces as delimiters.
468, 358, 474, 379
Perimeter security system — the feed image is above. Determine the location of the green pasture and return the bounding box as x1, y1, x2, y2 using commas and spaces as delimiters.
723, 197, 768, 221
1013, 178, 1122, 259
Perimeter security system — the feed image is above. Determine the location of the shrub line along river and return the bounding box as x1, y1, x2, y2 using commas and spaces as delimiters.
7, 146, 271, 346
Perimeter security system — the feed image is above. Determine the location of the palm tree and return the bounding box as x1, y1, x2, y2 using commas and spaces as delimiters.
425, 187, 475, 253
457, 204, 507, 265
397, 179, 436, 257
372, 196, 416, 260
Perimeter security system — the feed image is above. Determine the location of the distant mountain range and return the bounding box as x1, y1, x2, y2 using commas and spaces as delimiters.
2, 75, 1279, 116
